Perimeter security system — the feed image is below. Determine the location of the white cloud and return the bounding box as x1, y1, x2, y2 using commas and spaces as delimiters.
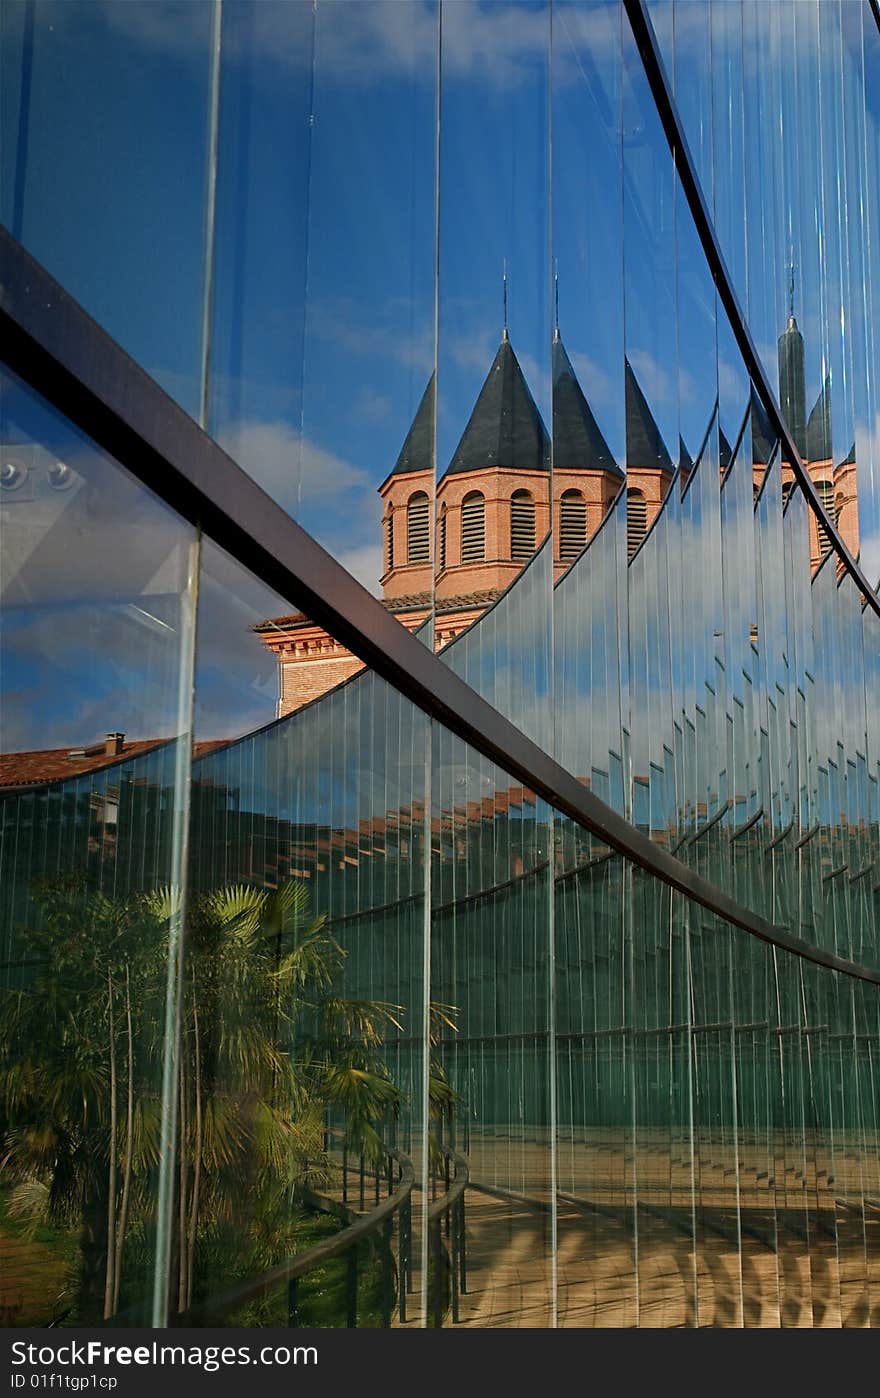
86, 0, 561, 92
626, 346, 674, 406
313, 301, 433, 377
449, 327, 497, 376
336, 543, 385, 596
569, 351, 619, 415
216, 419, 370, 511
354, 388, 393, 423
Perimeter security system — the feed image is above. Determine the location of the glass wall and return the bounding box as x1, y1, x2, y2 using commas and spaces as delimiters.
2, 0, 880, 1330
0, 366, 198, 1325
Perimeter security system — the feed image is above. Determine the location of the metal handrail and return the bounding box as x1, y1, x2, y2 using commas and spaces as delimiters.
428, 1146, 469, 1326
427, 1146, 469, 1224
176, 1147, 414, 1327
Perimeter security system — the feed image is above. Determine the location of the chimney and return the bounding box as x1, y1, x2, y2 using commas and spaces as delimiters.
105, 732, 125, 756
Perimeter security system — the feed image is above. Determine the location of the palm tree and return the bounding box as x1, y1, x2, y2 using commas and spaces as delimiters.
167, 879, 405, 1312
0, 877, 163, 1321
0, 875, 408, 1322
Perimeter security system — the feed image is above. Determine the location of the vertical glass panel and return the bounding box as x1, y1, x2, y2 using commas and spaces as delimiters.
674, 168, 725, 865
707, 0, 747, 299
720, 339, 760, 906
0, 366, 198, 1324
181, 563, 428, 1327
551, 0, 627, 805
631, 876, 698, 1327
208, 1, 314, 448
771, 947, 816, 1327
435, 0, 552, 744
622, 11, 676, 534
730, 925, 780, 1325
854, 9, 880, 586
555, 853, 636, 1326
551, 0, 626, 570
430, 728, 554, 1326
209, 0, 438, 634
0, 0, 216, 417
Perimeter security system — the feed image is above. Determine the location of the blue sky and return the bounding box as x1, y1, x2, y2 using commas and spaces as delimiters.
2, 0, 879, 753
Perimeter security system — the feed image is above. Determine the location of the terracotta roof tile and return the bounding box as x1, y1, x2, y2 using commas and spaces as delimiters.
0, 738, 230, 792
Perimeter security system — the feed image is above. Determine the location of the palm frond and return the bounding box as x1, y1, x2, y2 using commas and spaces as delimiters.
318, 996, 404, 1045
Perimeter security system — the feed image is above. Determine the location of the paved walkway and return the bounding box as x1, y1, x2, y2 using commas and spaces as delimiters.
330, 1132, 880, 1327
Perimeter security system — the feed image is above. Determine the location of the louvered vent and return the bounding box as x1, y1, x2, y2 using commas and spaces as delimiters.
559, 490, 587, 561
439, 507, 447, 571
816, 480, 834, 561
407, 492, 431, 563
510, 490, 535, 561
461, 492, 485, 562
384, 512, 393, 573
627, 489, 647, 559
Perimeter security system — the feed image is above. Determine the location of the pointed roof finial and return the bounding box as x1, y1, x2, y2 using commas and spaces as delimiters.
502, 259, 509, 342
788, 245, 796, 321
554, 260, 559, 343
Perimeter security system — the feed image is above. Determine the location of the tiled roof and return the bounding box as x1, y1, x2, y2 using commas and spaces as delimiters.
552, 335, 622, 477
257, 587, 503, 638
777, 314, 807, 458
435, 589, 502, 613
750, 387, 776, 466
625, 358, 673, 471
806, 376, 832, 463
0, 739, 229, 791
446, 336, 550, 475
385, 373, 435, 480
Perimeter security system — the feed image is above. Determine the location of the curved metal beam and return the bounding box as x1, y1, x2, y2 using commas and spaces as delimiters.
1, 229, 878, 985
623, 0, 880, 613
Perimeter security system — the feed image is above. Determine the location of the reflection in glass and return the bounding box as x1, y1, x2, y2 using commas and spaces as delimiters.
2, 0, 880, 1333
185, 560, 429, 1327
0, 0, 216, 417
430, 729, 554, 1327
435, 0, 553, 751
0, 367, 197, 1324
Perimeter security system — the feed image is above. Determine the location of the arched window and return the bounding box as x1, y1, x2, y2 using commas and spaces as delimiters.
510, 489, 535, 561
384, 510, 394, 573
438, 504, 447, 572
835, 492, 845, 525
460, 491, 486, 562
627, 488, 647, 559
782, 481, 795, 510
816, 479, 834, 561
559, 489, 587, 561
406, 491, 430, 563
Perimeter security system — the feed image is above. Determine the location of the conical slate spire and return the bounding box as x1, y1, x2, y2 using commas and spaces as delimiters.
679, 435, 694, 478
806, 376, 832, 463
624, 358, 673, 471
750, 386, 775, 466
778, 314, 806, 458
389, 372, 435, 477
552, 336, 622, 477
446, 337, 550, 475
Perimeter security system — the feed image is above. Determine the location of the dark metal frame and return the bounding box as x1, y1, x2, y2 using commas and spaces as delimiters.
2, 225, 879, 986
623, 0, 880, 614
